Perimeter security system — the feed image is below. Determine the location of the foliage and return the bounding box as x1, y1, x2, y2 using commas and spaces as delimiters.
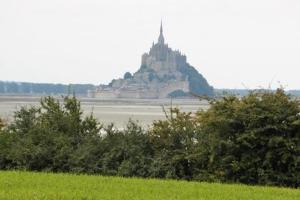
178, 64, 214, 96
123, 72, 133, 80
149, 108, 201, 180
0, 89, 299, 187
0, 96, 102, 172
196, 89, 300, 186
148, 72, 157, 82
100, 121, 153, 177
0, 81, 95, 95
0, 118, 4, 130
168, 90, 189, 98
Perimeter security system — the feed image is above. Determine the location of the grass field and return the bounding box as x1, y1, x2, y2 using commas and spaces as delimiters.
0, 171, 299, 200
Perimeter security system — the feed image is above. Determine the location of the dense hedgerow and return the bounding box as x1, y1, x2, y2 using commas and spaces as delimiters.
0, 89, 299, 187
196, 89, 300, 187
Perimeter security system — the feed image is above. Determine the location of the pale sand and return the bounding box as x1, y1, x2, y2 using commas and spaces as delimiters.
0, 96, 209, 128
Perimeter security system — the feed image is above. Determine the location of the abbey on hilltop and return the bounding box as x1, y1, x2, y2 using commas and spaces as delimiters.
88, 22, 214, 98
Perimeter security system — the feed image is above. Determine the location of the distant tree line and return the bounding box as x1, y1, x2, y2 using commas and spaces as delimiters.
0, 89, 299, 187
215, 89, 300, 97
0, 81, 96, 95
1, 81, 300, 98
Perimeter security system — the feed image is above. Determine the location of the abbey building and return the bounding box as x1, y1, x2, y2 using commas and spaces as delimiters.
88, 22, 213, 98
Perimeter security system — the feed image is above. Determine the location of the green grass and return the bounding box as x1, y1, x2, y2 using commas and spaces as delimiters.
0, 171, 299, 200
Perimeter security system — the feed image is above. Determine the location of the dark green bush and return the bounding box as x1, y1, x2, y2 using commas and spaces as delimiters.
0, 118, 4, 130
196, 89, 300, 186
0, 96, 102, 172
123, 72, 133, 80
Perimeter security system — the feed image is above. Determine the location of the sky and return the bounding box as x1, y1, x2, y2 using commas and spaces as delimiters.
0, 0, 300, 89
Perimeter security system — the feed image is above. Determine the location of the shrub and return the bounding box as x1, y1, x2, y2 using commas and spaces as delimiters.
196, 89, 300, 186
123, 72, 133, 80
0, 118, 4, 130
0, 96, 102, 172
168, 90, 189, 98
149, 108, 201, 180
0, 89, 299, 187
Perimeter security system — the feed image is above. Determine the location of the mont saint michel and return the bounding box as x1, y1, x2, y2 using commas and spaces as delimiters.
89, 23, 213, 99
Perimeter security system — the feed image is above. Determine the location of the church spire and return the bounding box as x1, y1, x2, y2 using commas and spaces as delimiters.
158, 21, 165, 45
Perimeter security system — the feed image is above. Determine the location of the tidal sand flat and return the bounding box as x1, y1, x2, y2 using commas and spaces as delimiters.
0, 95, 209, 128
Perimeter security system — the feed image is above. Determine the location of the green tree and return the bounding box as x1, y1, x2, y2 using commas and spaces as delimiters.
1, 96, 102, 172
123, 72, 133, 80
196, 89, 300, 186
0, 118, 4, 130
101, 121, 153, 177
149, 108, 200, 180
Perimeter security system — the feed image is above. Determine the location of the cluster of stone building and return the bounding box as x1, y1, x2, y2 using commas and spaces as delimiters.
88, 22, 212, 99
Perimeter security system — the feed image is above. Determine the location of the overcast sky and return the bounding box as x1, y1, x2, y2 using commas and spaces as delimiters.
0, 0, 299, 89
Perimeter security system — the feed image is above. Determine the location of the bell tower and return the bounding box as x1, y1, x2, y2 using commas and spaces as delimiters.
158, 21, 165, 45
